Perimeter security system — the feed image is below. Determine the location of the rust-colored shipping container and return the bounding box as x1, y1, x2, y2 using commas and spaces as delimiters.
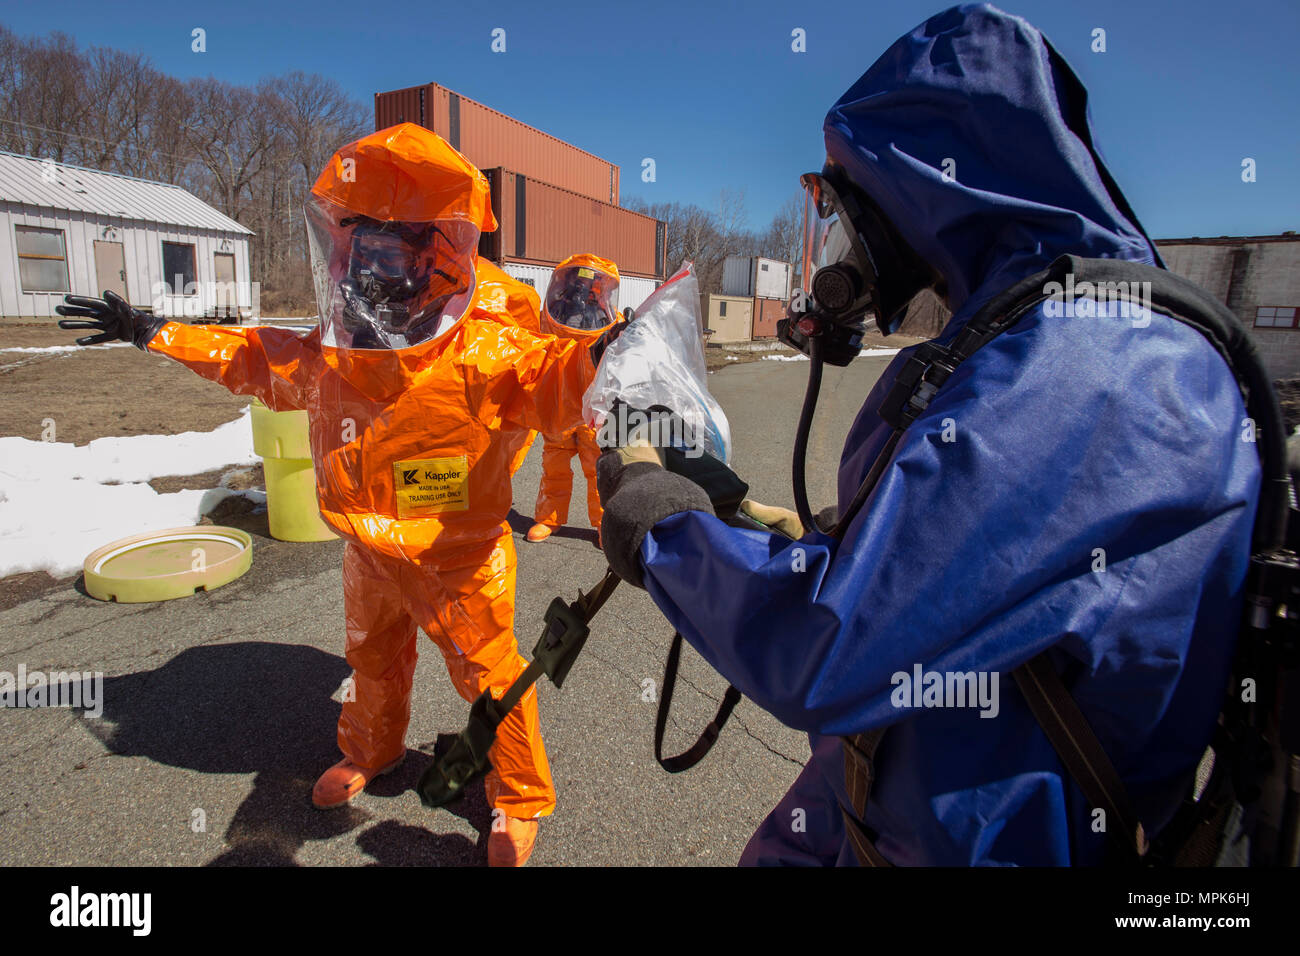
375, 83, 619, 205
752, 297, 786, 338
479, 168, 665, 279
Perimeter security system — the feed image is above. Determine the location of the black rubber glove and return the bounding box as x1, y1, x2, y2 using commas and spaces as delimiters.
588, 315, 630, 367
56, 291, 167, 349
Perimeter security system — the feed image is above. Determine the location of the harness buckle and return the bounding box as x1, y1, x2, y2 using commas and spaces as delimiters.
879, 341, 959, 429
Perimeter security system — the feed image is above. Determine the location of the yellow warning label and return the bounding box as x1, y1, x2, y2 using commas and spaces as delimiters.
577, 267, 595, 279
393, 455, 469, 518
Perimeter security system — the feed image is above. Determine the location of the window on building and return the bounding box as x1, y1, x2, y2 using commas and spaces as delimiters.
1255, 306, 1298, 329
760, 262, 769, 271
719, 301, 728, 317
162, 241, 197, 294
15, 225, 69, 293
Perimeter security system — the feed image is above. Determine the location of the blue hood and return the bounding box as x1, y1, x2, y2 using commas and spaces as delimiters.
824, 3, 1163, 320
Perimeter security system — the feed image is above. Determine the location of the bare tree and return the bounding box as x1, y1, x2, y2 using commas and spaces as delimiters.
0, 26, 373, 313
183, 78, 282, 222
269, 71, 368, 189
1, 31, 85, 161
758, 192, 803, 275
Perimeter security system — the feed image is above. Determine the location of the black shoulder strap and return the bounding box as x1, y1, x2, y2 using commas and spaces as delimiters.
1013, 653, 1150, 860
965, 255, 1289, 551
874, 251, 1288, 544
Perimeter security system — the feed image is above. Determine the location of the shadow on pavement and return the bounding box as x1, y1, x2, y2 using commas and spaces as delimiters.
73, 641, 488, 866
506, 507, 599, 546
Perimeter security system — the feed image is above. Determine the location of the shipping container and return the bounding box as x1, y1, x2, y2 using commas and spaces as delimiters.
499, 261, 553, 299
616, 275, 659, 314
752, 296, 786, 338
722, 255, 793, 300
375, 83, 619, 204
481, 168, 665, 279
499, 262, 658, 316
701, 294, 753, 344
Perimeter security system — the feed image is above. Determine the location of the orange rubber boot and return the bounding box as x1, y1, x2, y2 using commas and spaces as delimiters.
488, 816, 539, 867
526, 523, 553, 542
311, 754, 404, 810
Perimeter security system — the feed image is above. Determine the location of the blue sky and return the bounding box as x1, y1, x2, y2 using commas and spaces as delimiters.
5, 0, 1297, 237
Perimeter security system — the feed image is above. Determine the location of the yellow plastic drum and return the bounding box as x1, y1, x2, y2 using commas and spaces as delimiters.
249, 399, 336, 542
83, 526, 253, 603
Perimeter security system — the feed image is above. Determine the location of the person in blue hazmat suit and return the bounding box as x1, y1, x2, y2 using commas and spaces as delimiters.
595, 3, 1260, 865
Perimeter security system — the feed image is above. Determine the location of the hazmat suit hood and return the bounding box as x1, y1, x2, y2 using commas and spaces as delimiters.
824, 3, 1164, 328
543, 253, 622, 340
304, 123, 500, 399
307, 123, 498, 354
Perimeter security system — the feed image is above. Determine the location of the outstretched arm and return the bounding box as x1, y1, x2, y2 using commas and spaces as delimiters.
146, 321, 319, 412
58, 292, 317, 411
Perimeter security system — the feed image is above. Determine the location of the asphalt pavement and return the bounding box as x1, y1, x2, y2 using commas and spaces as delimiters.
0, 352, 895, 866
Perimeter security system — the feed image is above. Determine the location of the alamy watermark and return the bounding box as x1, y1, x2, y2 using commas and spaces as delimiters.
890, 663, 999, 718
0, 665, 103, 718
150, 279, 260, 320
50, 886, 150, 936
1042, 273, 1152, 328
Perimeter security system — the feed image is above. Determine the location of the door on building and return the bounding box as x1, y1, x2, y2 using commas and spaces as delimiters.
213, 252, 236, 321
93, 241, 128, 301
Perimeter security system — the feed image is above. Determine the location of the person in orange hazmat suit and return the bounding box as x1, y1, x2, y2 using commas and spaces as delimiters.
56, 123, 610, 867
526, 254, 624, 543
475, 258, 544, 475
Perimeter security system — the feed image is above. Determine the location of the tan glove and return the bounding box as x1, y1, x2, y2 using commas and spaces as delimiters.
614, 419, 664, 468
739, 499, 806, 539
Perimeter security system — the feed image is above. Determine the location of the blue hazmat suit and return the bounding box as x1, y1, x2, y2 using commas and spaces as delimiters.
635, 4, 1260, 865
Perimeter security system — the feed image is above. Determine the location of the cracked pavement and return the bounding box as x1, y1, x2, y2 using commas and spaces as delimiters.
0, 354, 893, 866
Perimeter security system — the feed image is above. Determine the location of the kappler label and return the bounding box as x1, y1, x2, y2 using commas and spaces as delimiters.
393, 455, 469, 518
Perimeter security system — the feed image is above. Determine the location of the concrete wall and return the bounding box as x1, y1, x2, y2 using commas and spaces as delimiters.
1, 202, 252, 322
1158, 237, 1300, 379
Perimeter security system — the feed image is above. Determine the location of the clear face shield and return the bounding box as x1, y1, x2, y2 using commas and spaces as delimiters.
545, 266, 618, 332
306, 197, 479, 350
799, 171, 880, 329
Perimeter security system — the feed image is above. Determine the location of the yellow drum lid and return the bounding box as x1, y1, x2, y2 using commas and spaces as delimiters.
82, 526, 253, 603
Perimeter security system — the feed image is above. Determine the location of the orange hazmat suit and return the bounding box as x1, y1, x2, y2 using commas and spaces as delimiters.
476, 258, 544, 476
146, 124, 595, 821
531, 254, 622, 535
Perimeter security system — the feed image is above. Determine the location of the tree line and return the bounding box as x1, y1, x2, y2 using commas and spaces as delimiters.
622, 189, 802, 297
0, 25, 947, 332
0, 26, 368, 313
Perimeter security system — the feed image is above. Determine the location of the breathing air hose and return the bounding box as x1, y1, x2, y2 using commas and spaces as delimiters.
791, 334, 906, 541
791, 337, 824, 534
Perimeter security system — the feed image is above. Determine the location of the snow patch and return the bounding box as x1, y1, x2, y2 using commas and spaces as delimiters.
0, 409, 262, 577
760, 347, 900, 362
0, 343, 133, 355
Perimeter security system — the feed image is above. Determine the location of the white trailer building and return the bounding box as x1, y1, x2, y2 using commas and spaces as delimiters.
722, 256, 794, 301
0, 151, 254, 323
